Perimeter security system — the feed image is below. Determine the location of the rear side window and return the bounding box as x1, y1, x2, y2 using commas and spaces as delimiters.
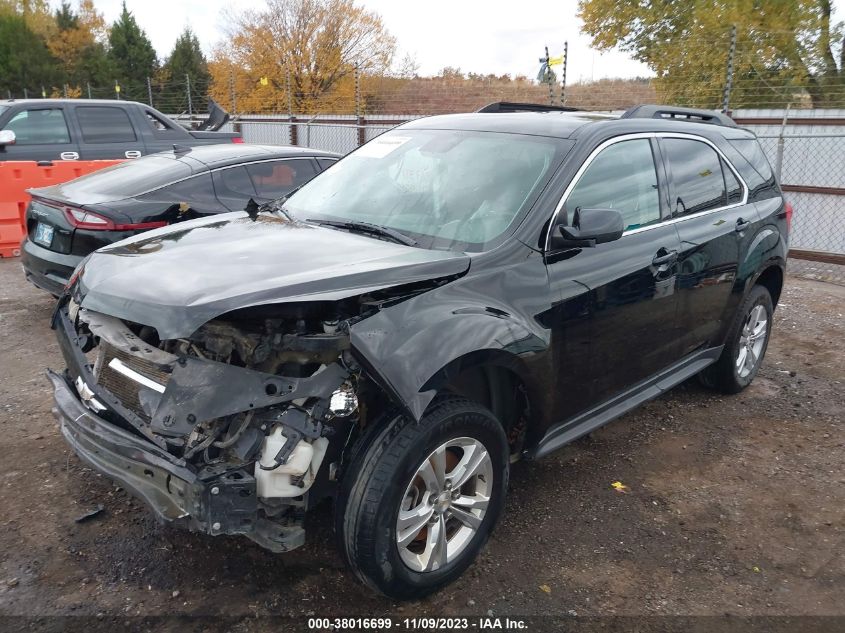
3, 108, 71, 145
214, 166, 256, 199
246, 159, 318, 200
662, 138, 727, 216
317, 158, 337, 170
728, 139, 778, 201
565, 138, 661, 231
139, 173, 221, 213
77, 106, 137, 143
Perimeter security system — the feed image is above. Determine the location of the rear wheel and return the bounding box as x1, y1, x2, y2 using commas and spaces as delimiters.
336, 397, 508, 599
700, 285, 773, 393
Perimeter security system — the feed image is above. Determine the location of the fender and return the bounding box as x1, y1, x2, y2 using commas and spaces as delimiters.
350, 301, 547, 422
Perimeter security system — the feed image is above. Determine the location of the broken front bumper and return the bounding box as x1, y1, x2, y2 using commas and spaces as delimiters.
50, 369, 306, 552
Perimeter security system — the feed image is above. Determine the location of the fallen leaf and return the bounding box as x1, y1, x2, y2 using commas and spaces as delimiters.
611, 481, 629, 493
539, 584, 551, 594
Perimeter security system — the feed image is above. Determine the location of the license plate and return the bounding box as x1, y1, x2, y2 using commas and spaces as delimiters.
33, 222, 54, 247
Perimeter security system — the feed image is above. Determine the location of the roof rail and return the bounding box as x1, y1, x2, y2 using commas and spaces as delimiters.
621, 104, 737, 127
477, 102, 580, 114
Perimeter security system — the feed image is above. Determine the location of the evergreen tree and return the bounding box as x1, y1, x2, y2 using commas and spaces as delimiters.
164, 27, 211, 108
50, 0, 114, 91
0, 9, 58, 95
108, 1, 157, 98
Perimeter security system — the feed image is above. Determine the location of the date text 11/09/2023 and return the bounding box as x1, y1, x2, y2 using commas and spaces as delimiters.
307, 617, 529, 630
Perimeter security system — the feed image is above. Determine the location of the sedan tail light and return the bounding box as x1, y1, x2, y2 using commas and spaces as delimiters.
63, 206, 167, 232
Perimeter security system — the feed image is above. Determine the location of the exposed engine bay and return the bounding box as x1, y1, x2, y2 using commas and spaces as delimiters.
52, 288, 421, 552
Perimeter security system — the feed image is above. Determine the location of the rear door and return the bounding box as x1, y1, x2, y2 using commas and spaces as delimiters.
0, 105, 80, 161
546, 136, 682, 410
71, 104, 146, 160
659, 135, 759, 356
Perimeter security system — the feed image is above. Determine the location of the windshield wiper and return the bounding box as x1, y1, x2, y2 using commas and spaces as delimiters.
306, 218, 418, 246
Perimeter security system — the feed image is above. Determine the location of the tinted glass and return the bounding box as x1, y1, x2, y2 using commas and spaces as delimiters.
3, 109, 70, 144
49, 155, 191, 201
723, 159, 743, 203
728, 139, 778, 201
214, 166, 256, 200
317, 158, 337, 170
565, 139, 661, 231
285, 130, 567, 251
663, 138, 726, 215
246, 159, 317, 199
77, 106, 137, 143
139, 173, 221, 213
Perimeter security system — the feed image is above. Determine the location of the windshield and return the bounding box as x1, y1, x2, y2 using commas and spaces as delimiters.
284, 129, 567, 251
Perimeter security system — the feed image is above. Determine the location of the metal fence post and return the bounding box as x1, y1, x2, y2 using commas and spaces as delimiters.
114, 81, 120, 100
147, 76, 153, 107
721, 25, 737, 113
545, 46, 554, 105
63, 84, 68, 99
86, 83, 91, 99
6, 90, 10, 99
186, 73, 193, 117
287, 68, 297, 146
41, 86, 46, 98
229, 69, 236, 115
23, 88, 28, 99
355, 65, 365, 147
560, 41, 568, 106
774, 104, 791, 181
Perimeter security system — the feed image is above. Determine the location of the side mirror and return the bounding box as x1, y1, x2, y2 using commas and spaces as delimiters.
0, 130, 15, 146
551, 208, 624, 249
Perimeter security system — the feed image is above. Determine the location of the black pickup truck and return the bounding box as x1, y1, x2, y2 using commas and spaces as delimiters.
0, 99, 242, 161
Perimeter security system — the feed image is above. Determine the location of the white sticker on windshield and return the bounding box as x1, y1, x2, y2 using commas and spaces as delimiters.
356, 135, 411, 158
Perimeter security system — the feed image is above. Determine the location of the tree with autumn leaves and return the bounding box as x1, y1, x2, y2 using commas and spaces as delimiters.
209, 0, 397, 113
579, 0, 845, 108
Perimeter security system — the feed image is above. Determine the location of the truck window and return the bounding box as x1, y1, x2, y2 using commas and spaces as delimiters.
76, 106, 137, 143
3, 109, 71, 145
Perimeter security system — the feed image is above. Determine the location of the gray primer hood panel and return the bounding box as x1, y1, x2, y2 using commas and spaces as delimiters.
74, 212, 469, 339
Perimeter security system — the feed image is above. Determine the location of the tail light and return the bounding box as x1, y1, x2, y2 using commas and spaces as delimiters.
63, 206, 167, 231
784, 201, 793, 233
232, 136, 245, 144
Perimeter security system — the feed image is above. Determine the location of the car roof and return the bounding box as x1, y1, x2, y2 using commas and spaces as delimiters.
402, 112, 616, 139
167, 143, 339, 168
1, 99, 148, 107
400, 109, 755, 142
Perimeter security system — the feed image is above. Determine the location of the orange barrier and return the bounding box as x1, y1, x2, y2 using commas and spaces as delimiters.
0, 160, 124, 258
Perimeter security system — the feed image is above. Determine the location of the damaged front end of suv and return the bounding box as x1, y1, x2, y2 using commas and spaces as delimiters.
50, 212, 470, 554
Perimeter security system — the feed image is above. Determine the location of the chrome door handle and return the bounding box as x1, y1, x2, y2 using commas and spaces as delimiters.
60, 151, 79, 160
125, 150, 142, 159
652, 249, 678, 265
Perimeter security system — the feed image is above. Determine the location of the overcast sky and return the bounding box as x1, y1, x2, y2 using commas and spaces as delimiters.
84, 0, 654, 82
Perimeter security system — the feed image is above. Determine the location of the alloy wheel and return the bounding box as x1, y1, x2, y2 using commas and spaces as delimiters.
736, 304, 768, 378
396, 437, 493, 572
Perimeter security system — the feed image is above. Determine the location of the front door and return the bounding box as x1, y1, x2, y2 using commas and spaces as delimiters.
0, 106, 80, 162
546, 137, 682, 412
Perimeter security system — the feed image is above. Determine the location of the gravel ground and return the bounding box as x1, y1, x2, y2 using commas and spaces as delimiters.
0, 258, 842, 629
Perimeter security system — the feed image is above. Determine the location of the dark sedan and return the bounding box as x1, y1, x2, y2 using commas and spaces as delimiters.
21, 143, 339, 294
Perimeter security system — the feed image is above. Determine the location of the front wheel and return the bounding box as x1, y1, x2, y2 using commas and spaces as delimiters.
700, 284, 774, 393
336, 398, 509, 599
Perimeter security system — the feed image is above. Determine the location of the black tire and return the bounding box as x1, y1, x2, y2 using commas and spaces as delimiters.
335, 397, 509, 599
699, 284, 774, 393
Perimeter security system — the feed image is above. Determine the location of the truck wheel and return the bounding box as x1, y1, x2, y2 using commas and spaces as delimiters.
700, 285, 773, 394
337, 397, 509, 599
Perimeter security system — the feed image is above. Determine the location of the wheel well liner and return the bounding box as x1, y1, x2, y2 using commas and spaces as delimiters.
754, 265, 784, 307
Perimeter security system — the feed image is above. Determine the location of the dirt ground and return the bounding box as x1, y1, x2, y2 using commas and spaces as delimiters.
0, 258, 843, 627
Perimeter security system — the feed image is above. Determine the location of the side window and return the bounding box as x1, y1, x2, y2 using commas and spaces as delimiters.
317, 158, 338, 170
139, 173, 221, 214
245, 159, 318, 200
723, 160, 743, 204
76, 107, 137, 143
213, 166, 257, 210
3, 109, 71, 144
727, 139, 778, 201
662, 138, 727, 215
564, 139, 661, 231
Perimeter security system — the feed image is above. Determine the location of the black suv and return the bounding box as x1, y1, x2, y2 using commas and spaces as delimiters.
50, 104, 789, 599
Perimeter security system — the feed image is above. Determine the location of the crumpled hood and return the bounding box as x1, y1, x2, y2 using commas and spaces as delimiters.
74, 212, 469, 339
